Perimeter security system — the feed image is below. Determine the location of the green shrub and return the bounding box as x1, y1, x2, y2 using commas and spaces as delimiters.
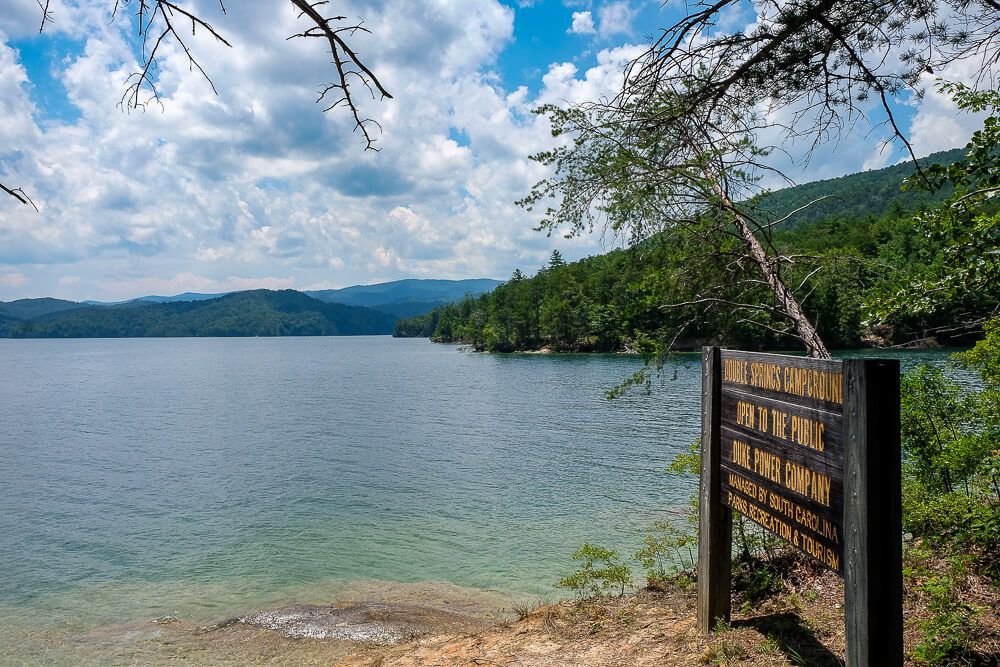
634, 517, 698, 586
901, 322, 1000, 665
557, 543, 633, 597
900, 325, 1000, 579
910, 555, 980, 666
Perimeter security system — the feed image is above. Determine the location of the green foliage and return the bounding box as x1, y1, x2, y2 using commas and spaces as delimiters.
0, 297, 90, 320
731, 558, 784, 606
667, 438, 702, 477
900, 323, 1000, 665
866, 84, 1000, 337
398, 140, 986, 353
901, 365, 988, 495
956, 316, 1000, 430
900, 331, 1000, 571
633, 518, 698, 587
900, 318, 1000, 528
393, 308, 440, 337
905, 546, 981, 666
556, 543, 633, 597
629, 439, 702, 587
750, 147, 962, 228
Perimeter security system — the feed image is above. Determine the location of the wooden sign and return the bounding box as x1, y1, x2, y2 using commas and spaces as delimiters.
718, 350, 844, 572
697, 347, 903, 667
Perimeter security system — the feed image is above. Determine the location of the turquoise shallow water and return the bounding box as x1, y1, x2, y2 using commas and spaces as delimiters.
0, 337, 958, 663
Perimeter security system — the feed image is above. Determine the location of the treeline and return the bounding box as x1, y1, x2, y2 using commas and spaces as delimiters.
0, 290, 396, 338
395, 205, 997, 352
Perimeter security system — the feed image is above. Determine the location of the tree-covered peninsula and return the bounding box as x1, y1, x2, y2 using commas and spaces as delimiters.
395, 147, 995, 353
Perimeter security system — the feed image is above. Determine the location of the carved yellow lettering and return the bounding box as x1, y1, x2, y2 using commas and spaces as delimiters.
735, 401, 755, 428
723, 359, 749, 384
731, 439, 752, 469
783, 461, 831, 507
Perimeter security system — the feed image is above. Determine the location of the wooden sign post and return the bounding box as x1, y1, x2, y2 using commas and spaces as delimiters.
698, 347, 902, 667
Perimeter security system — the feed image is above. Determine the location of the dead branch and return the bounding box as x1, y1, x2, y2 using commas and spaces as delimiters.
753, 195, 838, 229
288, 0, 392, 150
73, 2, 389, 149
36, 0, 53, 32
620, 0, 1000, 169
4, 0, 395, 208
1, 182, 39, 211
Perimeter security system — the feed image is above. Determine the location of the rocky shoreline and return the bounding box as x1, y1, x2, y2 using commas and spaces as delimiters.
232, 601, 484, 643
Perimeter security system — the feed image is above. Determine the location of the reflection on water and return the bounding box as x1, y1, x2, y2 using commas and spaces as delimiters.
0, 338, 960, 664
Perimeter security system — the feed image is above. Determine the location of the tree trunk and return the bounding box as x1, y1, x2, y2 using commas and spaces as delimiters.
702, 165, 831, 359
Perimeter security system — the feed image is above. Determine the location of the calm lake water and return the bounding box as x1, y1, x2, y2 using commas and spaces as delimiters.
0, 337, 958, 664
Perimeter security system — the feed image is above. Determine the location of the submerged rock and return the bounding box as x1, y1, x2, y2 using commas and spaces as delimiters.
234, 602, 477, 644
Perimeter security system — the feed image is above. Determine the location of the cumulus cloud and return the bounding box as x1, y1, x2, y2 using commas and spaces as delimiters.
597, 1, 637, 38
569, 11, 596, 35
908, 62, 989, 157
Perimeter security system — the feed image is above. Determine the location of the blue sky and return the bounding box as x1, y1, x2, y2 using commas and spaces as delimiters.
0, 0, 979, 301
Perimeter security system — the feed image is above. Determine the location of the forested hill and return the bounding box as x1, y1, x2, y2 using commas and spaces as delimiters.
0, 290, 397, 338
395, 147, 994, 352
0, 297, 91, 320
751, 147, 963, 227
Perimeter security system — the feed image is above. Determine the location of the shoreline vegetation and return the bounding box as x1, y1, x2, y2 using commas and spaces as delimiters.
394, 146, 993, 355
5, 1, 998, 664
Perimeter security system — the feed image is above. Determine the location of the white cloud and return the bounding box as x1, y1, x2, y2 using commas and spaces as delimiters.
569, 11, 596, 35
908, 65, 989, 157
597, 1, 637, 38
862, 148, 893, 171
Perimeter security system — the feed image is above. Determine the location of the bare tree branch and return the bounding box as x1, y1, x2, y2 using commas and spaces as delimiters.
97, 1, 390, 146
751, 195, 838, 229
1, 182, 39, 211
622, 0, 999, 170
288, 0, 392, 151
36, 0, 53, 32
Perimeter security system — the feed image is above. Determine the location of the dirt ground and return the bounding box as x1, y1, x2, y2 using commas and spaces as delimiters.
335, 570, 849, 667
335, 555, 1000, 667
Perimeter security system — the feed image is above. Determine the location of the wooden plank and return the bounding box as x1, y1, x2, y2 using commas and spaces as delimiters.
718, 453, 842, 516
720, 466, 843, 573
720, 393, 844, 471
721, 423, 844, 479
719, 425, 844, 514
719, 454, 843, 531
716, 350, 847, 574
720, 350, 845, 413
697, 346, 731, 633
719, 389, 845, 467
843, 359, 903, 667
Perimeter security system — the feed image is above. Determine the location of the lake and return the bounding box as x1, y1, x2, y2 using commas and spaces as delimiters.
0, 337, 957, 664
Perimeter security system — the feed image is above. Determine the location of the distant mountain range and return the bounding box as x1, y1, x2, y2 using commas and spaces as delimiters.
0, 278, 502, 339
305, 278, 503, 319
